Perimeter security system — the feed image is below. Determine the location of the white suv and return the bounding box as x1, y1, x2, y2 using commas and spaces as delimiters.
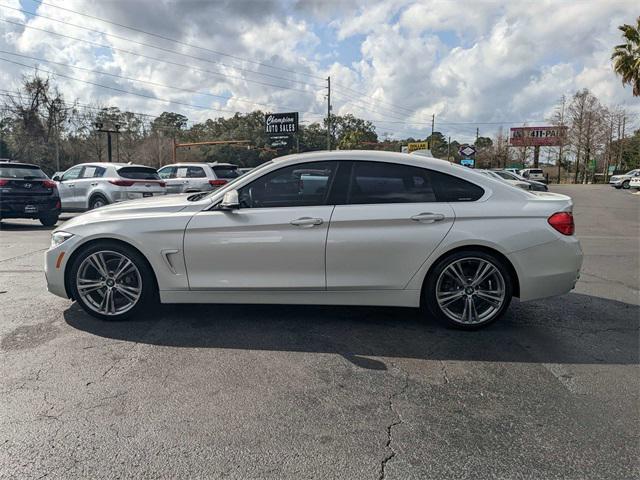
53, 163, 166, 211
609, 169, 640, 189
157, 162, 241, 194
519, 168, 546, 183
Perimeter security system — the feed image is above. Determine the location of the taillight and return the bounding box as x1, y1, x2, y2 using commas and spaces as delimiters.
108, 179, 135, 187
0, 179, 8, 186
43, 180, 57, 189
55, 200, 61, 209
158, 181, 166, 187
548, 212, 574, 235
209, 179, 227, 187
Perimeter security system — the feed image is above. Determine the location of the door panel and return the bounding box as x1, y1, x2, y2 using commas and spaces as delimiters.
57, 166, 83, 209
326, 203, 455, 289
184, 206, 334, 290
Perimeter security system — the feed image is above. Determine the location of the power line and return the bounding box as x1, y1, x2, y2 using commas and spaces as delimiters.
27, 0, 326, 81
1, 4, 325, 90
0, 18, 321, 96
0, 49, 325, 115
332, 83, 415, 114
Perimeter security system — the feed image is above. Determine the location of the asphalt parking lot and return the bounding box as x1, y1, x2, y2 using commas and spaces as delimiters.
1, 185, 638, 479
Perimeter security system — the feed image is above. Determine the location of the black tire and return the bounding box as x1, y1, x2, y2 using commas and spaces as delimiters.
423, 250, 513, 330
89, 194, 109, 210
622, 180, 630, 189
68, 241, 157, 321
39, 213, 59, 227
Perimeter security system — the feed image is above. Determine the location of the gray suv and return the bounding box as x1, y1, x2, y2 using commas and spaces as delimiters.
157, 162, 240, 194
53, 163, 166, 211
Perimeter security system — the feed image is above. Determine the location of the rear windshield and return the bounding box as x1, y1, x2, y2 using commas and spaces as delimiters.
213, 166, 240, 179
529, 169, 543, 174
117, 166, 160, 180
0, 164, 47, 179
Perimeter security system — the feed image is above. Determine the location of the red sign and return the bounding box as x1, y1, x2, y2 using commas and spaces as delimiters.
509, 126, 567, 147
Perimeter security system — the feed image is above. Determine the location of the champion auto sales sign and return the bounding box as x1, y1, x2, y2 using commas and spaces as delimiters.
265, 112, 299, 134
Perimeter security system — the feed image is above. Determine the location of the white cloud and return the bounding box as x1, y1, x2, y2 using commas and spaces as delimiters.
0, 0, 637, 141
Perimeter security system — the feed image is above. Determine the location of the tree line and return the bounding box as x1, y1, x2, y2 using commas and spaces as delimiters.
0, 74, 637, 182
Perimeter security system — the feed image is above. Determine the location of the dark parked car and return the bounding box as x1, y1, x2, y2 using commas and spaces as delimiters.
0, 161, 61, 226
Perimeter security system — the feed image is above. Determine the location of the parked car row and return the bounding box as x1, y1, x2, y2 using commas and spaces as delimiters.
1, 160, 244, 225
483, 169, 549, 191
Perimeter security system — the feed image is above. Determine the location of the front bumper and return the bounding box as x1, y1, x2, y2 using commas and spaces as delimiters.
44, 234, 84, 299
508, 236, 583, 302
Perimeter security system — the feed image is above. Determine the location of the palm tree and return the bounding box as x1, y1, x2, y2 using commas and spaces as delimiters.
612, 17, 640, 97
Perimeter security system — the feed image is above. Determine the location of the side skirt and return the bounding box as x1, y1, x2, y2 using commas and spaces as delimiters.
159, 289, 421, 308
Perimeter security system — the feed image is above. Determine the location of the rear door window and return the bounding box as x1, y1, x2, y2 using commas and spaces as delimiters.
80, 166, 106, 178
345, 161, 484, 204
117, 167, 160, 180
186, 166, 206, 178
348, 161, 437, 204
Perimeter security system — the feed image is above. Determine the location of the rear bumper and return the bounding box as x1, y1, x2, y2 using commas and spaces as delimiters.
0, 197, 60, 219
508, 236, 583, 302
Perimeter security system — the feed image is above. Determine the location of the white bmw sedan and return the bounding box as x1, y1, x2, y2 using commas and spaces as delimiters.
45, 151, 582, 329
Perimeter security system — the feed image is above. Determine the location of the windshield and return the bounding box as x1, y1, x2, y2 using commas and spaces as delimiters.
0, 164, 47, 179
190, 161, 274, 201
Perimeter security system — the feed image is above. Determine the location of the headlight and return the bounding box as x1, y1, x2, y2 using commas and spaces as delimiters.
51, 231, 74, 249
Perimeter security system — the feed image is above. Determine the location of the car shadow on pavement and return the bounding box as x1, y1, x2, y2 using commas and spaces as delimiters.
63, 292, 639, 370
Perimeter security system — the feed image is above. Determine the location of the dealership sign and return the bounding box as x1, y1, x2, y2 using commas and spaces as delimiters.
407, 142, 428, 153
509, 126, 568, 147
265, 112, 299, 134
460, 158, 475, 168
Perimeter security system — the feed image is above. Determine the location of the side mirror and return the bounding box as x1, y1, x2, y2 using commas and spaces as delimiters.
219, 189, 239, 210
52, 175, 61, 182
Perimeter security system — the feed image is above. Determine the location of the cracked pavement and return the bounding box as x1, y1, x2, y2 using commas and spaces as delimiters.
0, 185, 638, 479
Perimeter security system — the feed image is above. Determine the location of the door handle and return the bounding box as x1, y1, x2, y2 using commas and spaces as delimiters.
91, 182, 98, 186
410, 212, 445, 222
290, 217, 323, 227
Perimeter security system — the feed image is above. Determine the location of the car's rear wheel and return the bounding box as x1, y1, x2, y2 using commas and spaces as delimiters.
424, 251, 513, 330
69, 242, 156, 321
89, 195, 108, 210
39, 213, 59, 227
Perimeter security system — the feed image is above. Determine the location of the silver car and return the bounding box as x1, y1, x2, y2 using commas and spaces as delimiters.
53, 163, 166, 211
157, 162, 241, 194
609, 169, 640, 189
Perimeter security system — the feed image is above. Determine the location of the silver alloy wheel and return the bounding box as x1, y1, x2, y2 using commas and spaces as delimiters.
76, 250, 142, 316
435, 257, 506, 325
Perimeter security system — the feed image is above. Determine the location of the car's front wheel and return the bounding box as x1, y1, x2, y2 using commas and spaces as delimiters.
622, 180, 630, 189
69, 242, 156, 321
424, 251, 513, 330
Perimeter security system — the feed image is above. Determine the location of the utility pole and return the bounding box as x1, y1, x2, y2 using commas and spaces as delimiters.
475, 127, 479, 144
95, 123, 120, 162
557, 95, 565, 183
326, 76, 332, 151
447, 136, 451, 162
430, 114, 435, 149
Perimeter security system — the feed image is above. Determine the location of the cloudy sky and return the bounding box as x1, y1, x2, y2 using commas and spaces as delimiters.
0, 0, 637, 142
